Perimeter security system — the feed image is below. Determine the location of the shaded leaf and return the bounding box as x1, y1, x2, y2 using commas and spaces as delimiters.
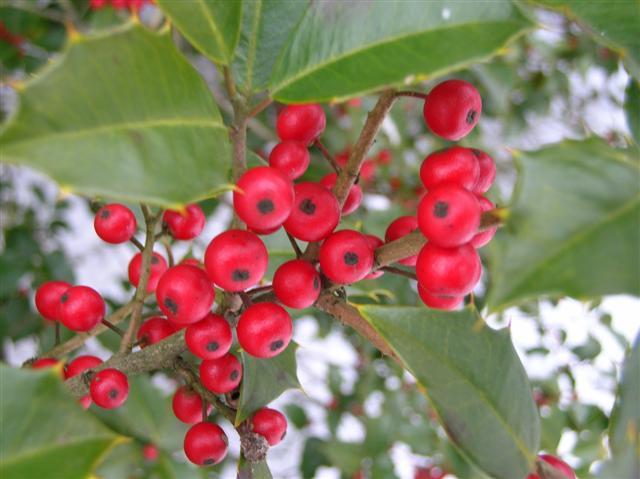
238, 455, 273, 479
625, 79, 640, 146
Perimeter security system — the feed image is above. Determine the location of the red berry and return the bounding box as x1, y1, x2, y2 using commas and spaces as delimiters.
471, 149, 496, 194
469, 196, 497, 249
420, 147, 480, 191
200, 353, 242, 394
276, 104, 326, 145
273, 260, 321, 308
416, 243, 481, 296
319, 230, 374, 284
58, 286, 105, 332
527, 454, 575, 479
233, 166, 294, 231
64, 355, 102, 379
35, 281, 71, 321
359, 160, 377, 182
111, 0, 129, 9
180, 258, 203, 268
185, 313, 233, 360
94, 204, 137, 244
423, 79, 482, 141
377, 149, 392, 165
156, 265, 214, 325
137, 316, 176, 347
30, 358, 59, 369
284, 182, 340, 242
163, 204, 205, 240
415, 466, 447, 479
128, 252, 167, 293
417, 185, 481, 248
418, 284, 463, 310
90, 0, 108, 9
363, 235, 384, 279
251, 407, 287, 446
172, 385, 212, 424
204, 230, 268, 292
385, 216, 420, 266
79, 395, 92, 409
237, 302, 292, 358
268, 141, 310, 180
90, 368, 129, 409
249, 224, 280, 235
142, 444, 159, 462
183, 422, 228, 466
319, 173, 362, 215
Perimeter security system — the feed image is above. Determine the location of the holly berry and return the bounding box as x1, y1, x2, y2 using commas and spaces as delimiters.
90, 368, 129, 409
233, 166, 294, 231
527, 454, 576, 479
251, 407, 287, 446
268, 141, 310, 180
385, 216, 420, 266
420, 146, 480, 191
417, 185, 480, 248
273, 260, 321, 309
90, 0, 108, 10
364, 235, 384, 279
58, 286, 105, 332
172, 385, 212, 424
237, 302, 292, 358
30, 358, 59, 369
185, 313, 233, 360
183, 421, 228, 466
469, 196, 497, 249
416, 243, 481, 296
319, 173, 363, 215
128, 252, 167, 293
276, 104, 326, 145
377, 149, 392, 165
423, 79, 482, 141
163, 204, 205, 240
94, 203, 137, 244
35, 280, 71, 321
471, 149, 496, 194
204, 230, 268, 292
64, 355, 102, 379
319, 230, 374, 284
155, 265, 214, 325
200, 353, 242, 394
142, 444, 159, 462
417, 284, 463, 311
181, 258, 204, 268
136, 316, 176, 347
283, 182, 340, 242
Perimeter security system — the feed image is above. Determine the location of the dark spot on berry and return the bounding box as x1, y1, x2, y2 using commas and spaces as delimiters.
257, 199, 274, 214
164, 297, 178, 315
206, 341, 219, 352
230, 369, 239, 381
232, 269, 249, 282
434, 201, 449, 218
60, 293, 69, 303
151, 256, 159, 264
343, 252, 359, 265
471, 148, 481, 157
108, 388, 119, 399
270, 339, 284, 351
466, 109, 477, 124
203, 458, 215, 465
100, 209, 110, 219
313, 276, 319, 290
299, 198, 316, 215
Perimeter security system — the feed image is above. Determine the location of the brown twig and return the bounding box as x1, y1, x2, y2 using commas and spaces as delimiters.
313, 139, 340, 173
380, 266, 417, 281
395, 90, 429, 100
286, 231, 303, 258
246, 285, 273, 296
101, 319, 125, 337
129, 236, 144, 252
247, 96, 272, 118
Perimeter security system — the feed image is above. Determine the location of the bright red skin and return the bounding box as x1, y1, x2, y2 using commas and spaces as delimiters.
417, 185, 481, 248
64, 355, 102, 379
237, 302, 293, 358
58, 286, 105, 332
31, 358, 59, 369
136, 316, 176, 347
90, 368, 129, 409
79, 395, 92, 409
363, 235, 384, 279
527, 454, 576, 479
377, 149, 392, 165
250, 224, 280, 235
183, 422, 228, 466
385, 216, 420, 266
273, 260, 321, 309
423, 79, 482, 141
471, 149, 496, 194
94, 203, 137, 244
128, 252, 167, 293
359, 160, 377, 182
200, 353, 243, 394
90, 0, 108, 9
180, 258, 203, 268
269, 141, 310, 180
276, 104, 326, 145
319, 230, 374, 284
420, 147, 480, 191
284, 182, 340, 242
172, 385, 212, 424
163, 204, 205, 240
185, 313, 233, 360
416, 243, 481, 296
251, 407, 288, 446
470, 196, 496, 249
155, 265, 214, 325
142, 444, 159, 462
204, 229, 268, 292
320, 173, 362, 215
418, 284, 463, 310
35, 281, 71, 321
414, 466, 447, 479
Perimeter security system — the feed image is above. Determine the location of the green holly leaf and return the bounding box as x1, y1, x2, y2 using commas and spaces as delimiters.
359, 305, 540, 479
238, 455, 273, 479
625, 79, 640, 146
487, 138, 640, 309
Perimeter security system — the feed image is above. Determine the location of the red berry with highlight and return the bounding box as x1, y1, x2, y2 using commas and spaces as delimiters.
237, 302, 292, 358
30, 358, 59, 369
319, 230, 374, 284
527, 454, 575, 479
90, 368, 129, 409
35, 281, 71, 321
284, 182, 340, 242
276, 104, 326, 145
156, 265, 214, 325
416, 243, 481, 296
364, 235, 384, 279
320, 173, 362, 215
137, 316, 176, 347
200, 353, 242, 394
469, 196, 496, 249
143, 444, 159, 462
58, 286, 105, 332
94, 203, 137, 244
64, 355, 102, 379
420, 147, 480, 191
128, 252, 167, 293
273, 260, 321, 309
423, 79, 482, 141
385, 216, 420, 266
269, 141, 310, 180
418, 284, 463, 311
184, 422, 228, 466
172, 385, 212, 424
251, 407, 288, 446
471, 149, 496, 194
185, 313, 233, 360
163, 204, 205, 240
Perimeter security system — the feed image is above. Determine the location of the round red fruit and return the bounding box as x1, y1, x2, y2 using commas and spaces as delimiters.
64, 355, 102, 379
185, 313, 233, 360
172, 385, 212, 424
385, 216, 420, 266
251, 407, 288, 446
469, 195, 497, 249
94, 203, 137, 244
527, 454, 575, 479
30, 358, 59, 369
269, 141, 310, 180
416, 243, 481, 296
364, 235, 384, 279
137, 316, 175, 347
284, 182, 340, 242
273, 260, 321, 309
163, 204, 205, 240
319, 173, 362, 215
90, 368, 129, 409
237, 302, 292, 358
471, 149, 496, 194
58, 286, 105, 332
276, 104, 326, 145
204, 230, 268, 292
417, 185, 480, 248
128, 252, 167, 293
183, 422, 228, 466
35, 281, 71, 321
233, 166, 294, 231
418, 284, 463, 311
319, 230, 374, 284
423, 79, 482, 141
420, 146, 480, 190
142, 444, 159, 462
155, 265, 214, 325
200, 353, 242, 394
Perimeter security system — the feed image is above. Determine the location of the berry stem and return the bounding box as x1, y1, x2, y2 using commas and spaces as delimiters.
161, 238, 174, 268
394, 90, 429, 100
246, 285, 273, 296
380, 266, 418, 281
536, 459, 569, 479
247, 96, 272, 118
286, 231, 303, 258
101, 319, 125, 337
129, 236, 144, 252
313, 139, 341, 173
